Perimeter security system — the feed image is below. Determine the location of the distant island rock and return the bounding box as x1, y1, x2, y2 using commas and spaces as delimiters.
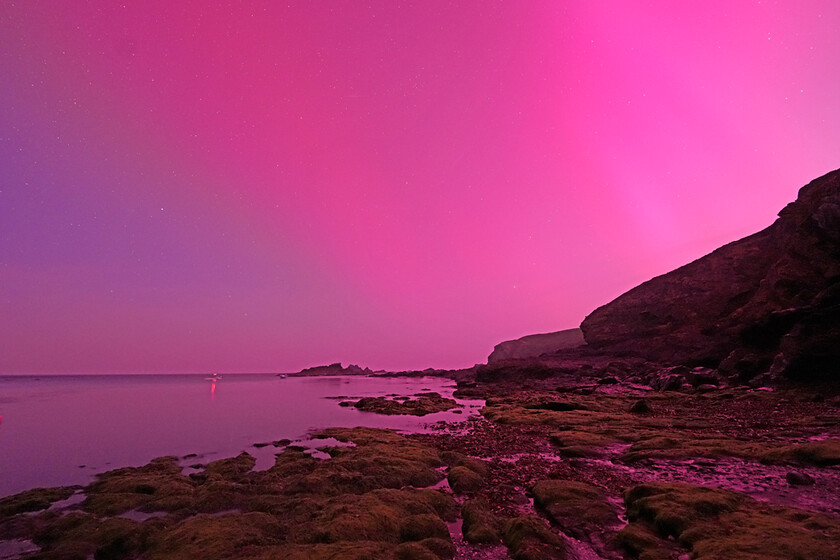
580, 168, 840, 383
286, 362, 373, 376
488, 328, 585, 363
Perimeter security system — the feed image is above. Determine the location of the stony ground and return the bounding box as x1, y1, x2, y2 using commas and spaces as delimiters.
2, 370, 840, 560
415, 375, 840, 559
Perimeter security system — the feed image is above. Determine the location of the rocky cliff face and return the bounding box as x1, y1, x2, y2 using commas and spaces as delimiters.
488, 328, 585, 363
580, 168, 840, 381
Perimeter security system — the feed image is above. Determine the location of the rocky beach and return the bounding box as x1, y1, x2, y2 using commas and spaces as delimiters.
2, 170, 840, 559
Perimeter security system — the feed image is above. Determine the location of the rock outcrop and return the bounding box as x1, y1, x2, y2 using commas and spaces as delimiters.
488, 328, 585, 363
289, 362, 373, 376
580, 168, 840, 381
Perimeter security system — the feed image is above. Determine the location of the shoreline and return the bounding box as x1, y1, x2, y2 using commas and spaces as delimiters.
2, 367, 839, 559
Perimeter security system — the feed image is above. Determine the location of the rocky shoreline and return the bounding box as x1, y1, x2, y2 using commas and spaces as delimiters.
1, 366, 839, 560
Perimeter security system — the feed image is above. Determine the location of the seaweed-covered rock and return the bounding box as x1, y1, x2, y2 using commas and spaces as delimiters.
0, 486, 79, 518
532, 480, 618, 540
760, 439, 840, 466
82, 457, 195, 516
0, 427, 458, 560
623, 482, 840, 559
461, 499, 501, 544
345, 393, 459, 416
502, 515, 565, 560
446, 466, 482, 494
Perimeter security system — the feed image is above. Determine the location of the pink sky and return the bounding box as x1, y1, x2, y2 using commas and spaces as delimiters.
2, 1, 839, 373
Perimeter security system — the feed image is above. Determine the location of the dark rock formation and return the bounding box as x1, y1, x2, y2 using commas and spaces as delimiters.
580, 169, 840, 381
288, 362, 373, 376
488, 328, 585, 363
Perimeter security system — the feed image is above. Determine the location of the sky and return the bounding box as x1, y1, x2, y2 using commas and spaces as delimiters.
1, 1, 839, 374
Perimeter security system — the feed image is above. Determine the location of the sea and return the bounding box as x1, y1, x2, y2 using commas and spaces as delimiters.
0, 374, 482, 498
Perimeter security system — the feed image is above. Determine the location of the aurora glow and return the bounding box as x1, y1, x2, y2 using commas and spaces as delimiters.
2, 2, 839, 373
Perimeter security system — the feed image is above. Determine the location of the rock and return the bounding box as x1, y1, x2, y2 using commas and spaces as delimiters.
695, 384, 719, 393
580, 169, 840, 382
349, 393, 460, 416
448, 466, 483, 493
475, 361, 556, 382
685, 367, 722, 387
630, 399, 652, 414
597, 376, 620, 385
488, 328, 585, 363
786, 471, 816, 486
659, 374, 687, 392
648, 366, 689, 391
527, 401, 586, 412
290, 362, 374, 376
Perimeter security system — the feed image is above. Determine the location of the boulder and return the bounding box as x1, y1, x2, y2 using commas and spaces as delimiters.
629, 399, 652, 414
785, 471, 816, 486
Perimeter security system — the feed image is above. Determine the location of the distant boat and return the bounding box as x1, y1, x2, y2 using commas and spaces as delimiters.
279, 374, 287, 379
205, 373, 222, 380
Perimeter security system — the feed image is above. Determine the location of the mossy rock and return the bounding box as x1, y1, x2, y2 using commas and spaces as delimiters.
532, 479, 618, 539
760, 440, 840, 466
283, 429, 444, 496
461, 499, 501, 544
447, 466, 483, 494
349, 393, 460, 416
624, 483, 741, 538
392, 541, 445, 560
145, 512, 284, 560
202, 452, 256, 480
624, 482, 840, 560
304, 488, 455, 546
0, 427, 460, 560
398, 514, 450, 542
373, 488, 458, 521
248, 542, 391, 560
413, 537, 455, 559
548, 430, 613, 457
502, 515, 565, 560
0, 486, 79, 518
261, 447, 321, 479
615, 522, 673, 560
32, 513, 145, 560
441, 452, 489, 477
82, 457, 195, 516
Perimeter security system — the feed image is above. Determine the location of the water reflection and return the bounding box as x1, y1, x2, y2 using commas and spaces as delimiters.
0, 374, 476, 498
205, 373, 221, 401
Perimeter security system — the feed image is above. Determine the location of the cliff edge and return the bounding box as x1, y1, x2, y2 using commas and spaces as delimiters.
580, 168, 840, 382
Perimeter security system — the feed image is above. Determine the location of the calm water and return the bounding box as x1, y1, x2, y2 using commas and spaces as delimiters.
0, 374, 480, 497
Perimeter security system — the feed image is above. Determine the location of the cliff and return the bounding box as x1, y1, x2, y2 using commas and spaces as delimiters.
488, 328, 585, 363
580, 168, 840, 381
